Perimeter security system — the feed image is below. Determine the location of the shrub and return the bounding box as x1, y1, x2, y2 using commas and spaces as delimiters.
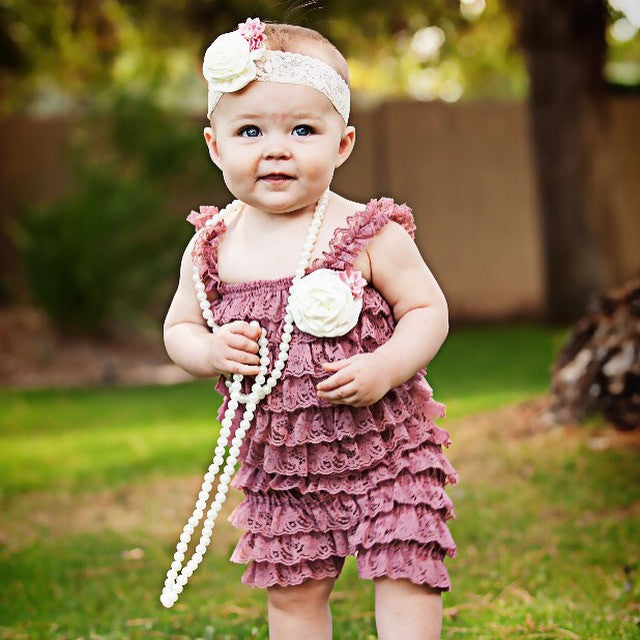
11, 90, 213, 336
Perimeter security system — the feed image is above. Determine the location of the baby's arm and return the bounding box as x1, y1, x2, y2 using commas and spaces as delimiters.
163, 236, 261, 378
317, 221, 448, 405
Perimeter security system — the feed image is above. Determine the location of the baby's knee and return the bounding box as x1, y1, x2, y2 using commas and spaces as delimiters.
267, 576, 335, 613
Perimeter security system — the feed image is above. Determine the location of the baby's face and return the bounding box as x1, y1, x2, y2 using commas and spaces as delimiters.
205, 80, 354, 216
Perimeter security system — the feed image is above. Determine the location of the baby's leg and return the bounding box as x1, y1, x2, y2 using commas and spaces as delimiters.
267, 576, 336, 640
374, 577, 443, 640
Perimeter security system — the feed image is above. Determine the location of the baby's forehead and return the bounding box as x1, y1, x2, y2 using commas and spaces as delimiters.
216, 81, 336, 122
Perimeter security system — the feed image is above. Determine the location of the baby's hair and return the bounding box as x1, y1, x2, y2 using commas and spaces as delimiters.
263, 22, 350, 88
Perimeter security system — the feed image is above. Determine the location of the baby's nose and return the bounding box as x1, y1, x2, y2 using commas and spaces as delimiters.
262, 138, 292, 160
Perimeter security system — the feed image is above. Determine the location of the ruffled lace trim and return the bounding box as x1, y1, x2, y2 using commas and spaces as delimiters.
237, 543, 452, 591
186, 206, 224, 294
350, 503, 456, 554
231, 528, 352, 565
238, 415, 447, 477
231, 439, 459, 494
315, 197, 417, 272
229, 502, 455, 567
221, 380, 446, 447
239, 555, 345, 589
228, 468, 456, 537
357, 540, 452, 591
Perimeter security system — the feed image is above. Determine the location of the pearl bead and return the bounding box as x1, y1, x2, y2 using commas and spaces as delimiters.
176, 575, 188, 587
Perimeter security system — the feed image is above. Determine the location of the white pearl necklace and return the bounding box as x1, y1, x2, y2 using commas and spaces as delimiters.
159, 190, 330, 608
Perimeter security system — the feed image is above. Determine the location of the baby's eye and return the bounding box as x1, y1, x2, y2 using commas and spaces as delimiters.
238, 125, 261, 138
292, 124, 315, 136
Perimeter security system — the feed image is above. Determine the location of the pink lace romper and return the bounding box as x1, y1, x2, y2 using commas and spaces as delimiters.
187, 196, 460, 591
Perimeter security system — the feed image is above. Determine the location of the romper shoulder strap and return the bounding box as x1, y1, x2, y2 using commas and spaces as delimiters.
186, 205, 225, 294
319, 197, 417, 271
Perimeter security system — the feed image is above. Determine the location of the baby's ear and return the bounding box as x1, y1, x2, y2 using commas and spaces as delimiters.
204, 127, 221, 169
335, 125, 356, 169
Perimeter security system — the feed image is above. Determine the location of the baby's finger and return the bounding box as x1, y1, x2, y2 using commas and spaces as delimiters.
227, 333, 259, 354
318, 380, 358, 401
224, 360, 261, 376
321, 359, 351, 371
227, 347, 260, 366
340, 393, 361, 406
228, 320, 262, 341
316, 370, 354, 391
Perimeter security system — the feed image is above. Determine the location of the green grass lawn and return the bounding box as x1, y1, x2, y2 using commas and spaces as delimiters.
1, 322, 638, 639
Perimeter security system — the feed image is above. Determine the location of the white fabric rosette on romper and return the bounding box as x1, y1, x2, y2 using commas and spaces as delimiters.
289, 267, 368, 337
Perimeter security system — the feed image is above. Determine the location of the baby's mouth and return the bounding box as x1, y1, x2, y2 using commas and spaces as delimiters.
259, 173, 295, 182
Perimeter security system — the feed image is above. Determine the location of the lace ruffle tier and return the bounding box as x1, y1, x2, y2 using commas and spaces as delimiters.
186, 197, 459, 591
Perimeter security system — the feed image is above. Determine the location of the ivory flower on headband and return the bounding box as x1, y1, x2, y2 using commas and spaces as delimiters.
203, 17, 351, 124
202, 18, 266, 95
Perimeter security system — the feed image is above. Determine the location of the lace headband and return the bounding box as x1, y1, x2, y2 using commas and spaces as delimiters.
203, 18, 350, 124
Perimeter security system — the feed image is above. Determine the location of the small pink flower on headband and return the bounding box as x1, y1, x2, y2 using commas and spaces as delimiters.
339, 267, 368, 297
238, 17, 266, 51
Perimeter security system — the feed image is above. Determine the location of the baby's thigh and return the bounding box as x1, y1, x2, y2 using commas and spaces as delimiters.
267, 576, 337, 612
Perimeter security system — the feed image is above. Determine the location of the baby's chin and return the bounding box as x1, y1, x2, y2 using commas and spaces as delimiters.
242, 193, 322, 218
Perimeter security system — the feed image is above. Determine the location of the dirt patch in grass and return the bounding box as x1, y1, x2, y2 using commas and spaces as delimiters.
0, 474, 244, 554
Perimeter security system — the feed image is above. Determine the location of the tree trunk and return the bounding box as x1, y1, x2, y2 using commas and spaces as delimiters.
505, 0, 619, 322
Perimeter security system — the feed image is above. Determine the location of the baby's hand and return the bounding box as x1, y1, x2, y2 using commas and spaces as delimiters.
316, 352, 391, 407
207, 320, 261, 377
